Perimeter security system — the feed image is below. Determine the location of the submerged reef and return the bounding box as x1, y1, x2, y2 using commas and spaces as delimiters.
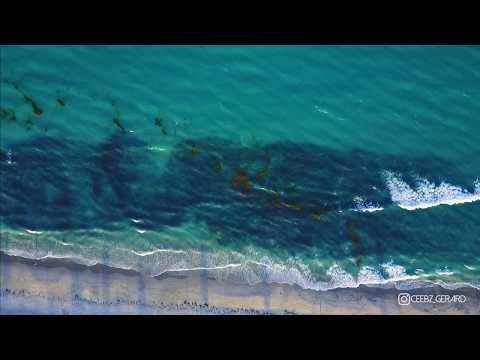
1, 133, 477, 263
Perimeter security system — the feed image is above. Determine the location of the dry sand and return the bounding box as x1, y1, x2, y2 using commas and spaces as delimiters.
1, 252, 478, 315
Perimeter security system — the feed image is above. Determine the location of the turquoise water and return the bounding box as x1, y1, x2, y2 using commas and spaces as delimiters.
1, 45, 479, 290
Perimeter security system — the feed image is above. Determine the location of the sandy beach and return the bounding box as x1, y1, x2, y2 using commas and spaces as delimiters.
0, 252, 478, 315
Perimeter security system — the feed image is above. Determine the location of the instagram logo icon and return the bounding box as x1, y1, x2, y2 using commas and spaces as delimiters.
398, 293, 411, 306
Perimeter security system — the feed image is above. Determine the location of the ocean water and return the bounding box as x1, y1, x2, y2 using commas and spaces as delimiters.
1, 45, 479, 291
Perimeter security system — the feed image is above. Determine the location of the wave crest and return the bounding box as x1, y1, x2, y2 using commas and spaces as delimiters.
384, 171, 480, 210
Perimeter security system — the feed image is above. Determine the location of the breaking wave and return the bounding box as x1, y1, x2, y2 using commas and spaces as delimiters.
352, 196, 384, 213
384, 171, 480, 210
1, 229, 478, 292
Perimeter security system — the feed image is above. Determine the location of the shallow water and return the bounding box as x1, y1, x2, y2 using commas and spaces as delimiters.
1, 45, 479, 291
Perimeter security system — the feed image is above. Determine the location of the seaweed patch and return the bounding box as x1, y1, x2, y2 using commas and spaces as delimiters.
2, 78, 43, 116
231, 168, 252, 194
2, 78, 20, 90
270, 190, 282, 208
0, 108, 16, 122
345, 220, 364, 268
23, 95, 43, 116
111, 100, 126, 133
346, 221, 361, 247
154, 116, 168, 135
282, 200, 303, 211
154, 117, 163, 127
113, 118, 126, 132
214, 161, 223, 173
191, 143, 199, 156
254, 166, 269, 180
25, 118, 34, 131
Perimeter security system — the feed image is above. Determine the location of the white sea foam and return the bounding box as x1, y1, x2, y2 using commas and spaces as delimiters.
436, 268, 454, 276
437, 271, 454, 276
59, 241, 74, 247
147, 146, 169, 153
154, 263, 242, 277
382, 262, 409, 279
2, 228, 478, 292
253, 185, 279, 195
352, 196, 384, 213
37, 251, 73, 260
5, 243, 479, 291
200, 258, 425, 292
130, 248, 186, 257
384, 171, 480, 210
2, 248, 99, 267
355, 207, 384, 213
322, 262, 420, 290
25, 229, 43, 235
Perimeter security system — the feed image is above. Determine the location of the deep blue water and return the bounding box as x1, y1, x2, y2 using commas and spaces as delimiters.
1, 45, 479, 290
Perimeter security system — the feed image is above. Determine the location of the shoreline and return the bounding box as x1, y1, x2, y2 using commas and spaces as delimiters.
1, 252, 479, 315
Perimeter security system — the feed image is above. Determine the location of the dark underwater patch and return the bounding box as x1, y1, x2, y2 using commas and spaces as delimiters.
0, 108, 17, 122
1, 134, 478, 263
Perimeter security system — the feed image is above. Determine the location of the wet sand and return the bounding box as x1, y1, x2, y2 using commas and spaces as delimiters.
1, 252, 479, 315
